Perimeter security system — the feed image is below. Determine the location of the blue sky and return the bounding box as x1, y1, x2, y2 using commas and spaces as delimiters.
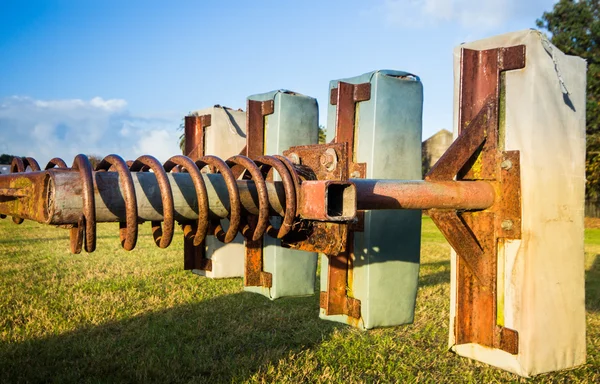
0, 0, 557, 165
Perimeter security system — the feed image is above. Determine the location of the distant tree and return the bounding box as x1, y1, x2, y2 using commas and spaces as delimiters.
178, 111, 198, 154
87, 155, 103, 169
0, 154, 16, 164
318, 125, 326, 144
537, 0, 600, 198
178, 119, 186, 154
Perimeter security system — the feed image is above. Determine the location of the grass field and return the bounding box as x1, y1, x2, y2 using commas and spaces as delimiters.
0, 216, 598, 383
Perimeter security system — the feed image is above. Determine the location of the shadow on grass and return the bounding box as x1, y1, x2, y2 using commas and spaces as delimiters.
0, 233, 156, 245
419, 260, 451, 288
587, 255, 600, 313
419, 254, 600, 313
0, 291, 340, 383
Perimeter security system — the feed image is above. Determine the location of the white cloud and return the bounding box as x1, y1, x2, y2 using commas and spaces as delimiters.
0, 96, 181, 166
378, 0, 554, 31
134, 129, 180, 163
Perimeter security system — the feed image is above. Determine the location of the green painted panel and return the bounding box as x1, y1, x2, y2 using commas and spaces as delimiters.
321, 70, 423, 329
245, 90, 319, 299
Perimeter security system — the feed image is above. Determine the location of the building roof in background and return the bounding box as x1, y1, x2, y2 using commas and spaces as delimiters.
423, 129, 452, 143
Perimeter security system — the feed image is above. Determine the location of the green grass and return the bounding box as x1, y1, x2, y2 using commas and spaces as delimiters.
0, 216, 598, 383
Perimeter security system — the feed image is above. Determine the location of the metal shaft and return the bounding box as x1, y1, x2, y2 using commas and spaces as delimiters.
0, 171, 495, 226
51, 170, 289, 224
352, 179, 495, 211
0, 170, 289, 225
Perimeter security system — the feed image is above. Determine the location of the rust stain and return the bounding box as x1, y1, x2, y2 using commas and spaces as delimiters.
427, 45, 525, 355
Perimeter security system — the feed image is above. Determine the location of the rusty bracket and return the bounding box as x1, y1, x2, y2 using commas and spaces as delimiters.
330, 82, 369, 180
243, 99, 275, 288
184, 114, 211, 163
183, 223, 211, 271
0, 171, 50, 224
282, 143, 351, 256
280, 81, 370, 319
332, 83, 368, 232
324, 81, 371, 319
282, 141, 358, 317
183, 114, 213, 272
426, 45, 525, 354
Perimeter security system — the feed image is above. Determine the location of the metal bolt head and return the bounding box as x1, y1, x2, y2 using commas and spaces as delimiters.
320, 153, 333, 167
501, 159, 513, 170
501, 219, 513, 231
320, 148, 337, 172
287, 153, 300, 165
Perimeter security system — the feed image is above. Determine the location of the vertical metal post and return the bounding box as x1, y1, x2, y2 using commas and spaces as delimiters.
243, 99, 274, 288
183, 114, 212, 271
321, 71, 423, 329
244, 90, 320, 299
446, 31, 586, 376
427, 46, 525, 354
184, 107, 248, 278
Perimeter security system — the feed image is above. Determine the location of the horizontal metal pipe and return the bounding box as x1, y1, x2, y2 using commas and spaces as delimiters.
0, 171, 494, 226
48, 170, 288, 225
351, 179, 495, 211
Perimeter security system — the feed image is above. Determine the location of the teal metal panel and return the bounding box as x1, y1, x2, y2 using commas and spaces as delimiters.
245, 90, 319, 299
322, 70, 423, 329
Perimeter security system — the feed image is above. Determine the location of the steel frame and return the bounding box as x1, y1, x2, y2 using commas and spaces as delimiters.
0, 43, 528, 355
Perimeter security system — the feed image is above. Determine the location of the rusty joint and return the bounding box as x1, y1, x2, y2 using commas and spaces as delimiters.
298, 180, 356, 222
330, 83, 371, 105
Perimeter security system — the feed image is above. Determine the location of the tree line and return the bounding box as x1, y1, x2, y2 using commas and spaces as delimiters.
537, 0, 600, 198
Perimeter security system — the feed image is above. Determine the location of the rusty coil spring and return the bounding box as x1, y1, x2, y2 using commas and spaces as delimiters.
3, 153, 300, 254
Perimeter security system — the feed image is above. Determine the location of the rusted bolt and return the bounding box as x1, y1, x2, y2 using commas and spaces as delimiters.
320, 148, 337, 172
319, 154, 333, 167
501, 220, 513, 231
287, 153, 300, 165
501, 159, 513, 170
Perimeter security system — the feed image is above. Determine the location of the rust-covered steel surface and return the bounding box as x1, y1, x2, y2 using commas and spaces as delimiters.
322, 235, 358, 316
290, 81, 371, 320
0, 171, 51, 224
298, 180, 356, 221
130, 155, 175, 249
282, 221, 348, 255
183, 223, 212, 271
243, 99, 274, 288
331, 82, 368, 179
0, 168, 321, 223
0, 56, 524, 342
496, 151, 522, 240
353, 179, 494, 211
0, 150, 304, 258
245, 99, 272, 159
7, 169, 505, 224
184, 114, 211, 161
96, 154, 139, 251
0, 156, 509, 251
330, 82, 370, 163
2, 169, 500, 225
458, 45, 525, 180
425, 45, 525, 355
284, 143, 347, 181
45, 171, 290, 223
320, 81, 370, 319
244, 237, 271, 287
183, 114, 211, 270
69, 154, 97, 254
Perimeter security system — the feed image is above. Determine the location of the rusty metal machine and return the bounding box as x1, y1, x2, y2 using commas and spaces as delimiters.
0, 31, 587, 377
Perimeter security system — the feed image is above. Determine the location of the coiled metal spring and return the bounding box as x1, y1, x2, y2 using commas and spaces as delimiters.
3, 153, 300, 254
